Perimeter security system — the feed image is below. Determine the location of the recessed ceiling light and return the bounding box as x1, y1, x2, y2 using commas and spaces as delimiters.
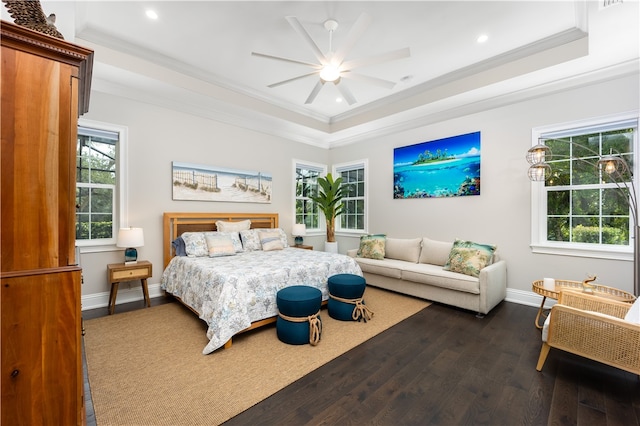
477, 34, 488, 43
146, 10, 158, 20
336, 97, 343, 103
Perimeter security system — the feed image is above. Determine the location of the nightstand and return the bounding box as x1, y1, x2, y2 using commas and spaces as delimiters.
292, 244, 313, 250
107, 260, 153, 315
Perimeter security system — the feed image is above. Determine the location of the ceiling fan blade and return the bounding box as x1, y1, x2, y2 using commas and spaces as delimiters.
335, 80, 357, 105
251, 52, 320, 69
341, 72, 397, 90
341, 47, 410, 71
268, 71, 319, 88
333, 13, 372, 64
286, 16, 327, 64
305, 80, 325, 104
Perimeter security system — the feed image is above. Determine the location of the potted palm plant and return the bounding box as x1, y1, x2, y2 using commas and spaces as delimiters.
309, 173, 346, 252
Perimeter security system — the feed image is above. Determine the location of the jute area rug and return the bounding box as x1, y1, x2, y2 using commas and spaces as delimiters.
84, 286, 430, 425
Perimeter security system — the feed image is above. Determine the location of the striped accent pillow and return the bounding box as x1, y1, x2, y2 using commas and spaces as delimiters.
259, 230, 284, 251
204, 234, 236, 257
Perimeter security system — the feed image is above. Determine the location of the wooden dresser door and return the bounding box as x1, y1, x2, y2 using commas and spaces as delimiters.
1, 268, 82, 425
0, 44, 78, 271
1, 20, 93, 426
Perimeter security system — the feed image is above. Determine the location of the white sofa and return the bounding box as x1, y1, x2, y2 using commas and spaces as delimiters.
347, 237, 507, 317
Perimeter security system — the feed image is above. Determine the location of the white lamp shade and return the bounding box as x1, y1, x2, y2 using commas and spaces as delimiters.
292, 224, 307, 237
117, 227, 144, 248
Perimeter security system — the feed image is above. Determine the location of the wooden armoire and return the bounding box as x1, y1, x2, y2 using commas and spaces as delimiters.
1, 21, 93, 425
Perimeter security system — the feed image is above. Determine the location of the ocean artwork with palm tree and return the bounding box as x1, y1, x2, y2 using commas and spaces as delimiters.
393, 131, 481, 198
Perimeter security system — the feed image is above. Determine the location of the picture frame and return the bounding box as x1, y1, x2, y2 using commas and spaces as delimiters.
393, 131, 481, 199
172, 161, 272, 203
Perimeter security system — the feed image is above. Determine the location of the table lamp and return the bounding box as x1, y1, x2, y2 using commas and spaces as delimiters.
117, 227, 144, 264
292, 223, 306, 246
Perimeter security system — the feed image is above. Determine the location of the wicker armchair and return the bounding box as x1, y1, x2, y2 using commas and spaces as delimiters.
536, 290, 640, 375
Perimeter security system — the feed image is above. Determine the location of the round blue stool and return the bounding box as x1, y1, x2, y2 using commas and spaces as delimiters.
276, 285, 322, 345
328, 274, 373, 322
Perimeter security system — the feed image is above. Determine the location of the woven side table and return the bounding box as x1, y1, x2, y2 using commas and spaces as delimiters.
531, 279, 636, 329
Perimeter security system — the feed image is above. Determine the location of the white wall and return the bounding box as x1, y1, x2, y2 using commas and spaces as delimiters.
80, 73, 638, 311
331, 73, 640, 302
80, 91, 329, 309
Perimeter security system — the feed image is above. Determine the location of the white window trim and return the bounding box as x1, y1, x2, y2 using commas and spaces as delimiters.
530, 111, 639, 261
77, 118, 128, 253
293, 159, 327, 235
334, 159, 368, 236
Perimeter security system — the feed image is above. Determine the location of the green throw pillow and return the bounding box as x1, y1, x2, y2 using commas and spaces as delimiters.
357, 234, 386, 260
443, 239, 496, 277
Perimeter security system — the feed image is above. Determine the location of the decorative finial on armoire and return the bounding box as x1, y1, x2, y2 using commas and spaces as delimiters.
2, 0, 64, 39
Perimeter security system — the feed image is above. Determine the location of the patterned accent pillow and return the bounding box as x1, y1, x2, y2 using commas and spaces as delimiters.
205, 231, 243, 252
357, 234, 386, 260
258, 230, 284, 251
240, 229, 262, 251
204, 234, 236, 257
443, 239, 496, 277
215, 219, 251, 232
180, 232, 208, 257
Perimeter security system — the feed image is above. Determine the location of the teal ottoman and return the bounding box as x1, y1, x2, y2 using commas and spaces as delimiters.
328, 274, 374, 322
276, 285, 322, 345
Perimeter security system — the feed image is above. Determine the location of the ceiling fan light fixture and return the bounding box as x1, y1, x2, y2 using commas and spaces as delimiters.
319, 64, 340, 82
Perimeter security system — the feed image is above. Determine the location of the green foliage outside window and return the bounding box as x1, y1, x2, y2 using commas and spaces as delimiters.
295, 167, 320, 229
76, 129, 117, 241
544, 128, 634, 246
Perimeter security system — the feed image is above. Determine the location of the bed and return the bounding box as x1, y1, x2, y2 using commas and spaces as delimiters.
161, 212, 363, 354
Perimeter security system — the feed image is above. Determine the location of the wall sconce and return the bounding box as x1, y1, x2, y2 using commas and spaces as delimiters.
292, 223, 307, 246
117, 227, 144, 264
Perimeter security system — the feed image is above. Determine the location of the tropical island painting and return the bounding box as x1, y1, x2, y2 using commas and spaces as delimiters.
172, 162, 272, 203
393, 131, 481, 199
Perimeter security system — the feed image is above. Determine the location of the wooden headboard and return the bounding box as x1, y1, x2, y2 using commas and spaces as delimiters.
163, 212, 279, 269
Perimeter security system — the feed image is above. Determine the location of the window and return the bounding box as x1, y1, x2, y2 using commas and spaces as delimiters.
335, 160, 367, 233
76, 120, 127, 247
531, 114, 638, 260
294, 161, 326, 231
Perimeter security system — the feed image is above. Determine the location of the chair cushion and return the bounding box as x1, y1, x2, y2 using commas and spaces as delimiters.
419, 238, 453, 266
624, 297, 640, 324
384, 237, 422, 263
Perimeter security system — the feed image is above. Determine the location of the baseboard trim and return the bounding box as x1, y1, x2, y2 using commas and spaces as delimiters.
81, 282, 164, 311
505, 288, 555, 309
82, 284, 554, 312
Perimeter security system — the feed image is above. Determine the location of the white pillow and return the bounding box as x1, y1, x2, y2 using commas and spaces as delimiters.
216, 220, 251, 232
624, 297, 640, 324
419, 238, 453, 266
385, 238, 422, 263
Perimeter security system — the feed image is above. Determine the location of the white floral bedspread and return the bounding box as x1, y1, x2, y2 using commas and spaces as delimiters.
161, 248, 363, 354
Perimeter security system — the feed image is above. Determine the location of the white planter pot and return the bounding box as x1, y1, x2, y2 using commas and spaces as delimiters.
324, 241, 338, 253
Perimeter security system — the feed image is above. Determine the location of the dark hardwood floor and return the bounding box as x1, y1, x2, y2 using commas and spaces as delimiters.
83, 294, 639, 426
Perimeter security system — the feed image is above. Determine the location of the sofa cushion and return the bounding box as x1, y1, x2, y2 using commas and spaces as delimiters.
443, 239, 496, 278
352, 257, 404, 279
401, 263, 480, 294
384, 238, 422, 263
419, 238, 453, 266
357, 234, 386, 260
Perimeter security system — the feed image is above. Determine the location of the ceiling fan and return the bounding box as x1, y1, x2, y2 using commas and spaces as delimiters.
251, 13, 410, 105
